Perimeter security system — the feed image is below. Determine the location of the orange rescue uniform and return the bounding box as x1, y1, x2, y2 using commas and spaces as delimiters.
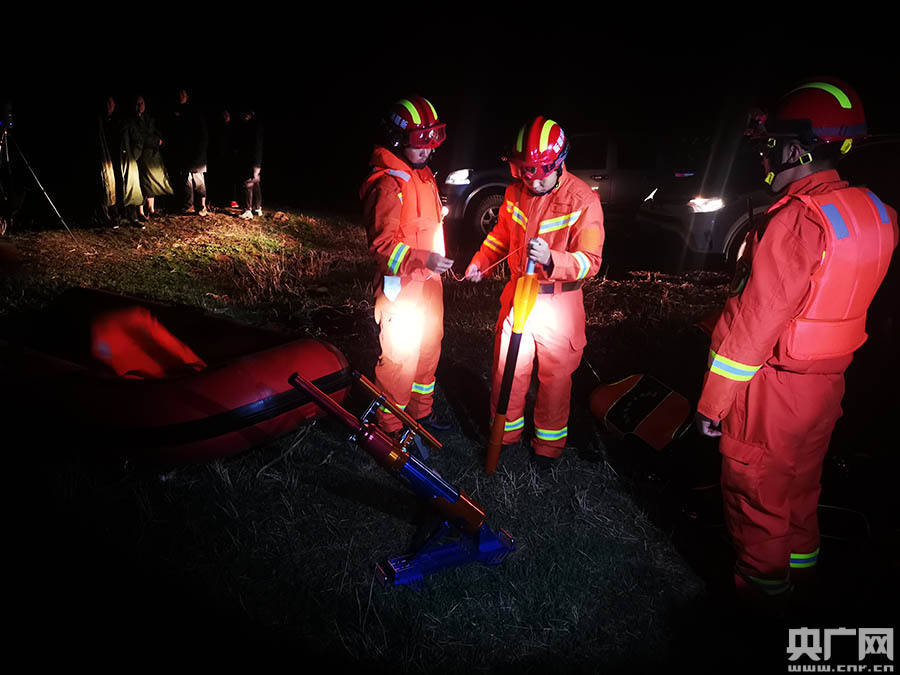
697, 169, 898, 597
470, 167, 604, 457
360, 147, 447, 432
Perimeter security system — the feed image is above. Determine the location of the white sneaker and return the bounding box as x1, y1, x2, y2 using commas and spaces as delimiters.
239, 210, 253, 220
252, 209, 263, 217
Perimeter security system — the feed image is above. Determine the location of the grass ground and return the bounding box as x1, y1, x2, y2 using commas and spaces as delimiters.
1, 206, 896, 672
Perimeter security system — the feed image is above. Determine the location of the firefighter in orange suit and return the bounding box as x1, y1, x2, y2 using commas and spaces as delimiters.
360, 95, 454, 435
695, 78, 898, 601
465, 117, 604, 465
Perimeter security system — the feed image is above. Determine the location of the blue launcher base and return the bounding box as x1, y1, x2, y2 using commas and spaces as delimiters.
377, 522, 515, 587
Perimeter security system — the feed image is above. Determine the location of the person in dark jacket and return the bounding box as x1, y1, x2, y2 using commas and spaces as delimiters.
126, 95, 172, 222
167, 88, 209, 216
208, 107, 236, 209
233, 107, 263, 219
95, 95, 121, 226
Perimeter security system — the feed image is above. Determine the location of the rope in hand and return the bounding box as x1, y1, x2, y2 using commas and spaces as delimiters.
444, 244, 526, 282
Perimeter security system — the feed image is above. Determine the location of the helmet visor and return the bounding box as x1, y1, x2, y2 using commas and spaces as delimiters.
406, 123, 446, 149
509, 159, 558, 181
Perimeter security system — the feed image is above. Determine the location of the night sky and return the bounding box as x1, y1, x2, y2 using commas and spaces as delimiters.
5, 20, 899, 220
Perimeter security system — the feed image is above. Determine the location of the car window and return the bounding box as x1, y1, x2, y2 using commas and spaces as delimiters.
659, 134, 711, 173
617, 134, 661, 171
567, 134, 607, 169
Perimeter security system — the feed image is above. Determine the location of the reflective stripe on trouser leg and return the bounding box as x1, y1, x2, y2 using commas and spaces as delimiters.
490, 309, 536, 445
374, 292, 427, 432
790, 548, 819, 569
720, 367, 844, 593
531, 292, 584, 458
735, 572, 792, 596
405, 280, 443, 421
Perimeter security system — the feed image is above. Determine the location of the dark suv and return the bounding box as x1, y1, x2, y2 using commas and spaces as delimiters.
636, 133, 900, 270
440, 130, 667, 243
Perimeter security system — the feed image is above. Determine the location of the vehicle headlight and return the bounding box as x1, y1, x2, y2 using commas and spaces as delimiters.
445, 169, 471, 185
688, 196, 725, 213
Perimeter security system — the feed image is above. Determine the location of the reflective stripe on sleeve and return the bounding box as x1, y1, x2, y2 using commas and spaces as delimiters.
709, 349, 762, 382
572, 251, 591, 280
388, 243, 411, 274
484, 234, 507, 254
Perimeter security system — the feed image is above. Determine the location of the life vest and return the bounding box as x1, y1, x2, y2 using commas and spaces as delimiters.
364, 158, 446, 264
777, 187, 895, 360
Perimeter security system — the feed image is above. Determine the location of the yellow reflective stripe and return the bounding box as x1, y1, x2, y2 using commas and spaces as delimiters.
398, 99, 421, 125
504, 416, 525, 432
539, 119, 556, 152
398, 192, 403, 204
708, 349, 762, 382
379, 402, 407, 414
484, 239, 504, 254
535, 426, 567, 441
388, 243, 410, 274
510, 205, 528, 228
790, 549, 820, 569
411, 380, 435, 395
506, 200, 514, 213
486, 234, 507, 251
572, 251, 590, 280
515, 125, 525, 153
422, 97, 438, 121
538, 210, 582, 234
748, 575, 791, 595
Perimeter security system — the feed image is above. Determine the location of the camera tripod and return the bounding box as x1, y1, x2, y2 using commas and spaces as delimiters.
0, 110, 76, 241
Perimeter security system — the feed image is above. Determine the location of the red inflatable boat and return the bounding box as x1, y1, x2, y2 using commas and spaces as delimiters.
0, 288, 352, 465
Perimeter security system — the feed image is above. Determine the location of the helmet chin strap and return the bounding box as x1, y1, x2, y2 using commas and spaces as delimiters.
765, 151, 813, 186
764, 138, 852, 186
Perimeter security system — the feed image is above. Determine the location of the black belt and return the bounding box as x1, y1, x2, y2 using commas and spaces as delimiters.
538, 281, 582, 294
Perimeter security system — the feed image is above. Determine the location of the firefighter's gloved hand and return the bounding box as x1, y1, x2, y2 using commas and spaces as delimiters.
426, 253, 454, 275
465, 263, 483, 282
694, 412, 722, 437
528, 237, 551, 266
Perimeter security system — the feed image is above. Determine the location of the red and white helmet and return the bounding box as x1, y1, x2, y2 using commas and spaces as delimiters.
507, 116, 570, 181
385, 95, 446, 149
